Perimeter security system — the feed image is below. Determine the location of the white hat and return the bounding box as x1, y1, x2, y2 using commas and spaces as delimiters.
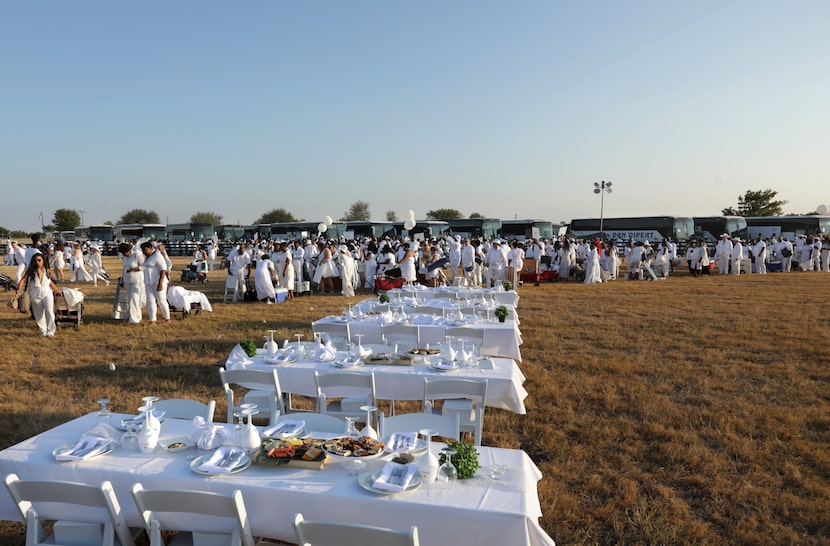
721, 233, 730, 238
492, 239, 501, 245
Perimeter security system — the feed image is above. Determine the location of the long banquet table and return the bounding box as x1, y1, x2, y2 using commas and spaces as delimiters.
313, 314, 524, 362
388, 285, 521, 307
0, 413, 555, 546
225, 346, 529, 414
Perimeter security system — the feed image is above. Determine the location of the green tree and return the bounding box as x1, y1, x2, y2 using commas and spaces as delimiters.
469, 212, 484, 218
256, 208, 297, 224
426, 208, 463, 220
385, 210, 398, 221
119, 209, 160, 224
722, 189, 787, 217
52, 209, 81, 231
190, 211, 223, 225
341, 201, 371, 221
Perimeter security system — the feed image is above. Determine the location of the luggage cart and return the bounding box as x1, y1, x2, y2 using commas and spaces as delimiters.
55, 291, 83, 329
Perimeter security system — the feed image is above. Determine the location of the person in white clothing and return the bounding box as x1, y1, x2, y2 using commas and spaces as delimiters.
16, 252, 60, 337
583, 241, 602, 284
752, 238, 767, 274
141, 241, 171, 324
87, 246, 110, 286
776, 236, 793, 272
485, 240, 507, 288
118, 242, 145, 324
226, 243, 252, 302
206, 240, 218, 271
11, 241, 27, 284
730, 238, 743, 275
507, 241, 525, 288
254, 253, 277, 303
279, 242, 295, 299
715, 234, 733, 275
460, 238, 476, 287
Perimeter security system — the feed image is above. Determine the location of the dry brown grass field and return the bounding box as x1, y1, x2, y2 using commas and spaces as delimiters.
1, 256, 829, 544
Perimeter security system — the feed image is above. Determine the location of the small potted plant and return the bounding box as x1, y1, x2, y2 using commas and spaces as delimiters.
378, 293, 390, 304
502, 280, 513, 291
439, 440, 480, 479
239, 339, 258, 357
494, 305, 509, 323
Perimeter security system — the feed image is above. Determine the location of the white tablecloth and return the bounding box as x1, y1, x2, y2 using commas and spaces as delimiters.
314, 315, 523, 362
0, 414, 555, 546
225, 347, 529, 414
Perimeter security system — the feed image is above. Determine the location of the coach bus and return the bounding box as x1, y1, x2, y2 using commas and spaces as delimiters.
568, 216, 695, 245
214, 224, 246, 241
744, 215, 830, 240
114, 223, 166, 242
244, 224, 273, 241
501, 219, 554, 241
693, 216, 748, 249
74, 224, 115, 243
391, 220, 450, 241
446, 218, 502, 240
269, 221, 346, 241
345, 221, 396, 239
166, 222, 215, 242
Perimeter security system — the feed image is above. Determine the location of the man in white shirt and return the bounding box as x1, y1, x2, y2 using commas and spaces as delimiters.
752, 237, 767, 274
118, 242, 145, 324
485, 239, 507, 288
226, 243, 252, 303
11, 241, 27, 283
443, 232, 462, 280
715, 234, 732, 275
140, 241, 170, 324
776, 236, 793, 272
730, 238, 744, 275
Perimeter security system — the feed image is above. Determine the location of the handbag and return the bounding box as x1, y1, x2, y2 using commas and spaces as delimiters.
18, 290, 31, 314
8, 294, 19, 310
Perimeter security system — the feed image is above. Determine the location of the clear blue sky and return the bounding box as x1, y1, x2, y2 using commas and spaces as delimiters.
2, 0, 828, 232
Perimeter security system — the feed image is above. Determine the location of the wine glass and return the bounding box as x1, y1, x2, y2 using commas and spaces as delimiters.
96, 398, 111, 420
232, 411, 245, 446
359, 405, 378, 439
437, 447, 458, 485
141, 396, 159, 410
120, 418, 139, 451
417, 428, 440, 482
294, 333, 304, 354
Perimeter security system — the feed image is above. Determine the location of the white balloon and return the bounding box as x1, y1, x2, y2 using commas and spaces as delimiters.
318, 222, 328, 233
407, 209, 415, 220
323, 215, 333, 226
817, 204, 828, 215
404, 219, 416, 230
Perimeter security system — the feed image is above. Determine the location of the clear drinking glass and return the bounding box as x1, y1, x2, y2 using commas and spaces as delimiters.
96, 398, 111, 420
437, 447, 458, 484
120, 419, 139, 451
344, 416, 359, 439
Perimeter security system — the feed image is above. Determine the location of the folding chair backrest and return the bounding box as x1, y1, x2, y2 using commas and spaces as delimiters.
131, 484, 255, 546
414, 305, 445, 318
293, 513, 418, 546
423, 378, 488, 445
381, 324, 420, 349
314, 371, 376, 417
153, 398, 216, 422
312, 323, 351, 349
379, 412, 461, 442
5, 473, 136, 546
273, 412, 346, 434
219, 367, 285, 426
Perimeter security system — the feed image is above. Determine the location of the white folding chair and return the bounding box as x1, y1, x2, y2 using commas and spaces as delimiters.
423, 378, 488, 446
131, 484, 255, 546
223, 274, 238, 304
414, 305, 446, 318
378, 412, 460, 442
381, 324, 420, 351
5, 473, 137, 546
314, 371, 376, 419
292, 513, 418, 546
219, 367, 286, 426
312, 323, 351, 350
153, 398, 216, 422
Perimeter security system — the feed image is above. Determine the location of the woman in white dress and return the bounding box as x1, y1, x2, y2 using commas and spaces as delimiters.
363, 248, 377, 289
312, 242, 337, 294
399, 243, 418, 285
87, 246, 110, 286
508, 241, 525, 288
583, 241, 603, 284
338, 246, 357, 297
254, 253, 277, 303
557, 240, 573, 281
51, 243, 66, 283
71, 244, 94, 283
279, 242, 295, 300
17, 252, 59, 336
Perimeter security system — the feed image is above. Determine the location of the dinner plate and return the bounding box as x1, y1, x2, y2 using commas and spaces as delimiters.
264, 354, 295, 364
53, 442, 115, 460
189, 453, 251, 476
383, 437, 428, 455
427, 361, 461, 373
358, 468, 422, 495
332, 359, 364, 369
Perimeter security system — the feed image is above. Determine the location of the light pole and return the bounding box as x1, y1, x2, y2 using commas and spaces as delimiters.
593, 181, 613, 234
79, 210, 85, 225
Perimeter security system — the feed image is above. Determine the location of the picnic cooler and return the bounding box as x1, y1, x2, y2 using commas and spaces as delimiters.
56, 288, 84, 329
374, 274, 404, 292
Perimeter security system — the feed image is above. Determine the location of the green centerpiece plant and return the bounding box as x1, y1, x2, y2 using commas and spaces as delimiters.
494, 305, 509, 322
240, 339, 258, 357
438, 441, 480, 479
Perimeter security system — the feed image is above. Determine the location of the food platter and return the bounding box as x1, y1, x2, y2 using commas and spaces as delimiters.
190, 452, 251, 476
358, 468, 423, 495
322, 436, 386, 460
160, 437, 194, 453
408, 348, 442, 356
252, 438, 328, 469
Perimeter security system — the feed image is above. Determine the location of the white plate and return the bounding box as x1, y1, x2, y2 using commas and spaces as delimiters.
53, 442, 115, 460
332, 359, 364, 369
427, 361, 460, 373
383, 437, 428, 455
189, 453, 251, 476
264, 354, 295, 364
322, 438, 387, 461
358, 468, 422, 495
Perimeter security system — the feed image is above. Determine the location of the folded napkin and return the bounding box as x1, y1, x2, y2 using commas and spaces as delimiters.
334, 356, 362, 368
372, 462, 418, 492
55, 435, 112, 462
378, 311, 395, 326
356, 344, 373, 358
198, 446, 247, 474
190, 417, 229, 450
387, 432, 418, 453
263, 419, 305, 438
315, 343, 337, 362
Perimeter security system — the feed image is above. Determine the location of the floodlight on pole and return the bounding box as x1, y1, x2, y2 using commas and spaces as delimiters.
593, 181, 613, 234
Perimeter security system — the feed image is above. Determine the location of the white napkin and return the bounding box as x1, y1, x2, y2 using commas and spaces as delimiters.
315, 342, 337, 362
387, 432, 418, 453
263, 419, 305, 438
190, 417, 229, 450
55, 435, 112, 462
61, 287, 85, 307
356, 344, 373, 358
372, 462, 418, 492
334, 356, 362, 368
198, 446, 247, 474
378, 311, 395, 326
